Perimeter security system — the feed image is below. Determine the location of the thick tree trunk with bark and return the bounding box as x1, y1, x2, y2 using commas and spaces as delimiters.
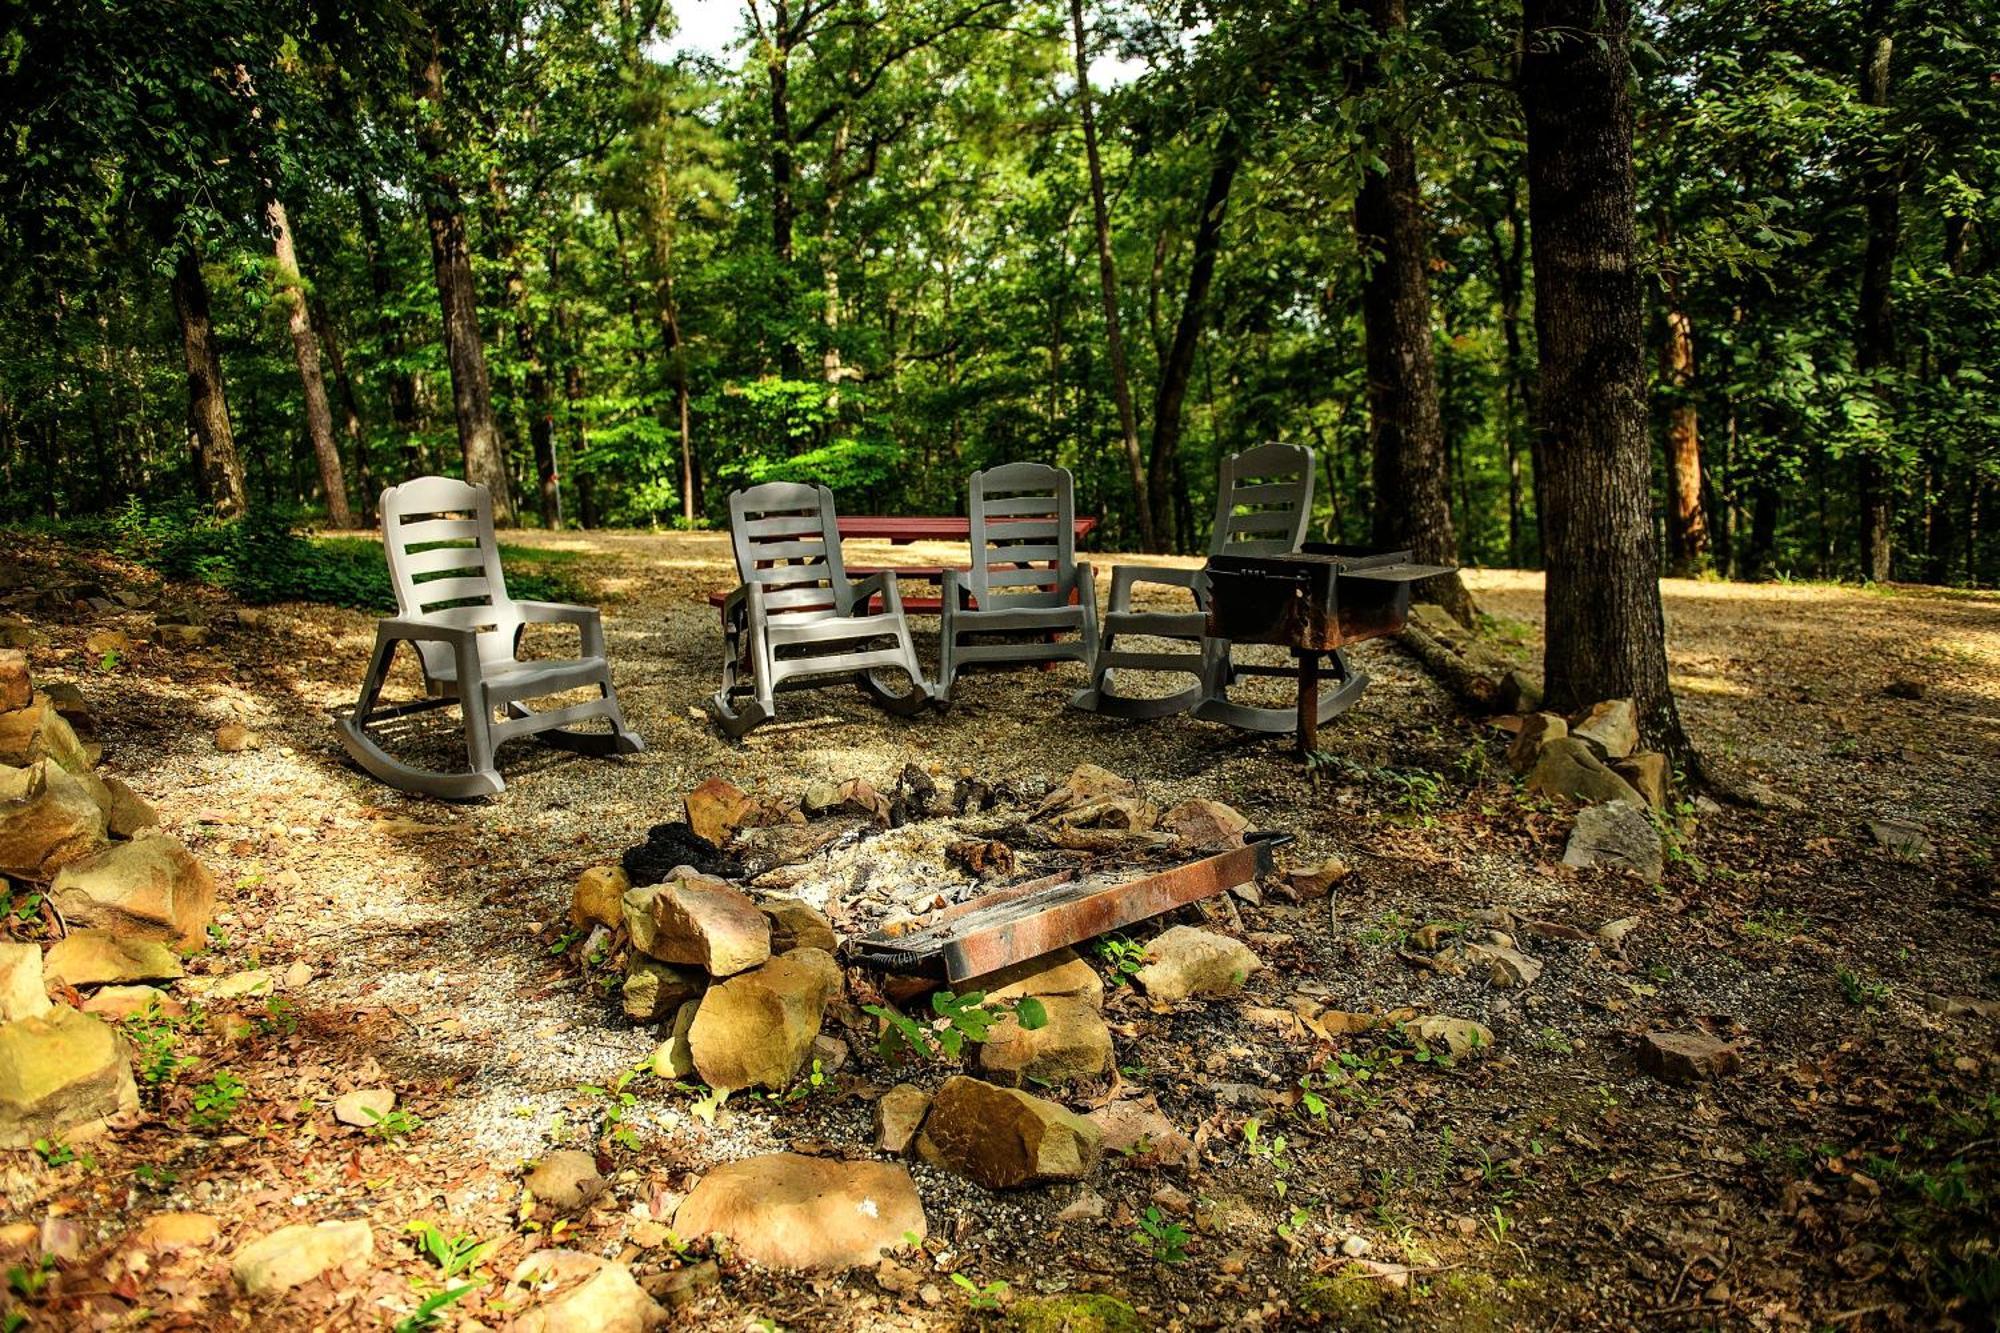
1148, 123, 1242, 553
1658, 249, 1709, 575
1346, 0, 1473, 623
264, 198, 353, 528
1855, 0, 1898, 582
1070, 0, 1154, 551
414, 29, 513, 522
169, 247, 247, 518
1520, 0, 1689, 762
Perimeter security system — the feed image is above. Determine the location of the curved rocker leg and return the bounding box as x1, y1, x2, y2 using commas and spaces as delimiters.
506, 701, 647, 756
709, 688, 773, 739
1193, 652, 1370, 734
333, 710, 506, 800
858, 669, 933, 717
1070, 670, 1205, 719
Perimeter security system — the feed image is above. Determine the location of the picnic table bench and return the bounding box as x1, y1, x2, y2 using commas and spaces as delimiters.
705, 514, 1098, 616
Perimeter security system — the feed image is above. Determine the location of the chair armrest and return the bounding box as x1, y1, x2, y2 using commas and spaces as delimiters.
378, 618, 479, 646
940, 568, 971, 610
848, 570, 904, 615
378, 619, 485, 689
1107, 563, 1204, 613
515, 600, 599, 626
515, 600, 605, 657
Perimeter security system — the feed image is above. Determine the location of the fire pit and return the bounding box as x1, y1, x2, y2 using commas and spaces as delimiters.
1204, 544, 1453, 752
849, 832, 1290, 982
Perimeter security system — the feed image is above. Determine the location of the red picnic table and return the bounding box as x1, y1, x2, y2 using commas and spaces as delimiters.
707, 514, 1099, 615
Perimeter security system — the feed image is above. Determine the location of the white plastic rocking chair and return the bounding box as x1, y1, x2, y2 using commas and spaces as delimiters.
333, 477, 644, 798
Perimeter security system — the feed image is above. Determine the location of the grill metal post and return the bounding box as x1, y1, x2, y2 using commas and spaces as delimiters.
1296, 650, 1320, 754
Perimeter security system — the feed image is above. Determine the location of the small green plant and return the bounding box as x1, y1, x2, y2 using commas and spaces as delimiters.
124, 1003, 196, 1086
864, 990, 1047, 1065
6, 1255, 54, 1299
1242, 1117, 1291, 1188
1094, 934, 1146, 986
1837, 966, 1891, 1007
393, 1284, 479, 1333
256, 995, 300, 1037
32, 1135, 76, 1168
366, 1106, 422, 1141
545, 927, 583, 957
1276, 1204, 1313, 1242
774, 1058, 829, 1105
579, 1067, 644, 1151
950, 1272, 1009, 1310
0, 886, 44, 924
98, 649, 122, 672
1134, 1206, 1190, 1264
134, 1161, 180, 1191
407, 1221, 498, 1280
1383, 768, 1447, 821
190, 1070, 247, 1129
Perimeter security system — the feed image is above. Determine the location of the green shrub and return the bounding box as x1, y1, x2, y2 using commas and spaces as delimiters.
100, 499, 586, 611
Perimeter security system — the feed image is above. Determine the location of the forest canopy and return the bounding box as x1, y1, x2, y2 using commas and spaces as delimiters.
0, 0, 1994, 585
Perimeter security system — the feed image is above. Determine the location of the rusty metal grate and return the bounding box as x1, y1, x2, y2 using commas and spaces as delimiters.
847, 831, 1291, 982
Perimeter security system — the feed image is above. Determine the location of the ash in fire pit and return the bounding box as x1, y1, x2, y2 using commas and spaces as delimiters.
617, 763, 1283, 980
622, 821, 736, 886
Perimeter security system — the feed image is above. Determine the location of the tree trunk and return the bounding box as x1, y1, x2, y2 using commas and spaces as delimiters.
169, 246, 247, 518
1854, 0, 1898, 582
310, 294, 373, 521
1148, 122, 1243, 553
264, 197, 353, 528
1347, 0, 1473, 623
413, 27, 513, 521
1520, 0, 1689, 762
1070, 0, 1155, 551
1658, 248, 1708, 576
353, 184, 422, 479
765, 5, 803, 380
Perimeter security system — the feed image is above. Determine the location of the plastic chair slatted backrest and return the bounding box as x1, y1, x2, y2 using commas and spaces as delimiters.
727, 482, 855, 619
381, 477, 524, 680
1208, 441, 1315, 558
966, 462, 1076, 608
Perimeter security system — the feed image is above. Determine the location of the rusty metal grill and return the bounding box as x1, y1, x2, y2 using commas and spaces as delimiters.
848, 832, 1291, 982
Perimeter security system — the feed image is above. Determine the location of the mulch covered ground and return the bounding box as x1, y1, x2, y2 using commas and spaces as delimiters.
2, 529, 1995, 1332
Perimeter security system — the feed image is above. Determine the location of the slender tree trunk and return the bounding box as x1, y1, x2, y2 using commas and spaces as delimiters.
353, 184, 422, 479
1148, 122, 1243, 553
264, 197, 353, 527
311, 295, 373, 520
1658, 245, 1709, 576
1855, 0, 1898, 581
169, 246, 247, 518
1520, 0, 1688, 762
1347, 0, 1473, 622
1070, 0, 1155, 551
413, 27, 513, 521
764, 6, 804, 380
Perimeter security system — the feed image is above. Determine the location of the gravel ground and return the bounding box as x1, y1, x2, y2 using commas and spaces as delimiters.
2, 530, 1996, 1332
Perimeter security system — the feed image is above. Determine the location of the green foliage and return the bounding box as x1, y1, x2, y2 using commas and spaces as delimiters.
123, 1001, 197, 1087
1094, 934, 1146, 986
189, 1070, 247, 1129
1133, 1206, 1190, 1264
2, 0, 1998, 590
392, 1284, 480, 1333
864, 990, 1048, 1066
406, 1222, 498, 1280
950, 1271, 1008, 1310
89, 500, 586, 610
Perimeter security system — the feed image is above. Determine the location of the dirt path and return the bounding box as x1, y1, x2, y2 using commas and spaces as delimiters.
4, 531, 1996, 1331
